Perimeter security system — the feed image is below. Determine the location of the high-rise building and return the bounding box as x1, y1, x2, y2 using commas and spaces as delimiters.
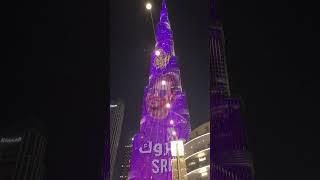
0, 129, 47, 180
119, 136, 133, 180
210, 1, 255, 179
129, 1, 191, 179
108, 100, 125, 180
184, 122, 210, 180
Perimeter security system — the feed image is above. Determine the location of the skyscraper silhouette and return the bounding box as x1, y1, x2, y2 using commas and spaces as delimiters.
0, 129, 47, 180
106, 100, 125, 180
210, 0, 255, 179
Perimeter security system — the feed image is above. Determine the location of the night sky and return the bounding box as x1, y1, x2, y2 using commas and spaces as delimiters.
2, 0, 320, 179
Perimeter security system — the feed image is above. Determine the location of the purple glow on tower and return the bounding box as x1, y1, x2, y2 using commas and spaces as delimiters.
129, 1, 191, 179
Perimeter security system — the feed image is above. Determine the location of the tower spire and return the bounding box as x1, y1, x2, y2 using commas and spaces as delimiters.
129, 0, 190, 179
155, 0, 173, 55
160, 0, 169, 24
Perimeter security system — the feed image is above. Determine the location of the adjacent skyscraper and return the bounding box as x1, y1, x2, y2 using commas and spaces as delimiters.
108, 100, 125, 180
129, 1, 191, 179
0, 129, 47, 180
210, 0, 254, 179
119, 136, 133, 180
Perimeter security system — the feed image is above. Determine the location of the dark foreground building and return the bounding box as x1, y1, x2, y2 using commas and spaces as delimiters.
0, 130, 47, 180
209, 1, 254, 179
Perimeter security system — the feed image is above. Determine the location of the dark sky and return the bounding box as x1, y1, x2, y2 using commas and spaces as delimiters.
3, 0, 107, 179
2, 0, 320, 179
217, 0, 320, 179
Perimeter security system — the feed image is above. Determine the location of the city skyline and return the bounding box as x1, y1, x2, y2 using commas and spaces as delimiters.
2, 0, 320, 179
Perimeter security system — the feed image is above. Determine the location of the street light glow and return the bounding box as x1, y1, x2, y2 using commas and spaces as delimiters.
155, 50, 160, 56
165, 103, 171, 108
161, 80, 166, 85
169, 120, 174, 125
172, 131, 176, 136
146, 2, 152, 10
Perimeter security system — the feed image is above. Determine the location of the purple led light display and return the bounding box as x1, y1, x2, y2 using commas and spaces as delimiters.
129, 1, 191, 179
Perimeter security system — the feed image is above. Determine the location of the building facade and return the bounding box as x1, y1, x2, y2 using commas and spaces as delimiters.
129, 1, 191, 179
0, 130, 47, 180
184, 122, 210, 180
119, 137, 133, 180
109, 101, 125, 180
209, 1, 254, 179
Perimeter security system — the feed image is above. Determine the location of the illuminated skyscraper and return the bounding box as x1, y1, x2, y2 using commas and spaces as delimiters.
129, 1, 191, 179
108, 101, 125, 180
210, 0, 254, 179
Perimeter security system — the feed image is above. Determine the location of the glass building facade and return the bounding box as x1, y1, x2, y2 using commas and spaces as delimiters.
184, 122, 210, 180
108, 100, 125, 180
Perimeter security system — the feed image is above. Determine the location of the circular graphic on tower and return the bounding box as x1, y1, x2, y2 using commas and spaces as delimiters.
154, 49, 171, 69
146, 74, 177, 119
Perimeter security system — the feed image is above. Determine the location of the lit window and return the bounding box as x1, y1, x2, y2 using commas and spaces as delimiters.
201, 172, 208, 177
197, 152, 205, 158
199, 157, 206, 162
